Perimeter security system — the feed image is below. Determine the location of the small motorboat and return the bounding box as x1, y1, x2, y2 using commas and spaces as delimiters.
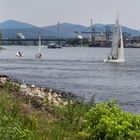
48, 42, 62, 49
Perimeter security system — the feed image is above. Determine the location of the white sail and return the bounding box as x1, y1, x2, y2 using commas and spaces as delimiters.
118, 26, 125, 62
110, 14, 119, 59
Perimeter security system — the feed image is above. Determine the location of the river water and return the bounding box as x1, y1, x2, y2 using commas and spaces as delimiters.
0, 46, 140, 113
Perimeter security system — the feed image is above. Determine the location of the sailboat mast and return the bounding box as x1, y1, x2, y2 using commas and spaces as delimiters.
58, 22, 60, 48
91, 19, 95, 44
120, 26, 123, 48
38, 35, 41, 54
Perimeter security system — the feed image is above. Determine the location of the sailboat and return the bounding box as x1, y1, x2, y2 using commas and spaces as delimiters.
16, 51, 24, 57
104, 14, 125, 63
35, 36, 42, 59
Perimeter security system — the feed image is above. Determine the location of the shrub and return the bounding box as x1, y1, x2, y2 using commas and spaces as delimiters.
81, 100, 140, 140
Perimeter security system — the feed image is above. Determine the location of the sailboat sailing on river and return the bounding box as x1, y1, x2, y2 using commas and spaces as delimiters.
35, 36, 42, 59
104, 14, 125, 63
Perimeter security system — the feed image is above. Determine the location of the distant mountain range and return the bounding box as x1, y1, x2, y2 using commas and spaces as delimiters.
0, 20, 140, 39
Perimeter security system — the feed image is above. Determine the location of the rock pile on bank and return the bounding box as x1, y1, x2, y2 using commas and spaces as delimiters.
0, 75, 74, 107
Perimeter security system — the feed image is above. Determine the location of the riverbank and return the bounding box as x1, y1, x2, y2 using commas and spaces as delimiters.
0, 74, 90, 139
1, 74, 140, 140
0, 75, 75, 107
0, 46, 5, 50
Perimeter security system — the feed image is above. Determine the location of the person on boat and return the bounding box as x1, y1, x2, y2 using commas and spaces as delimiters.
112, 56, 117, 60
36, 53, 42, 58
108, 54, 110, 60
38, 53, 42, 58
18, 51, 22, 56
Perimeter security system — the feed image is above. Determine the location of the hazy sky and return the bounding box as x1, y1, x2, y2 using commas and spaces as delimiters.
1, 0, 140, 29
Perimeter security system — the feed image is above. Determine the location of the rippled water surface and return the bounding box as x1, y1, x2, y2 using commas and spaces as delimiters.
0, 46, 140, 113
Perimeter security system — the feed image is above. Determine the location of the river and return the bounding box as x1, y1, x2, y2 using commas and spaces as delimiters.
0, 45, 140, 113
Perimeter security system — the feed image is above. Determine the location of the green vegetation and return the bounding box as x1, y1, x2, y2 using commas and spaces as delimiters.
0, 32, 2, 45
81, 100, 140, 140
1, 81, 140, 140
0, 32, 4, 49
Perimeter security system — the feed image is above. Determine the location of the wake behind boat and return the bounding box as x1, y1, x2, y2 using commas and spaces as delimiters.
104, 14, 125, 63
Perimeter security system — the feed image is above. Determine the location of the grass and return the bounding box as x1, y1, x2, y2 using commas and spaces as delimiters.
0, 80, 91, 140
1, 80, 140, 140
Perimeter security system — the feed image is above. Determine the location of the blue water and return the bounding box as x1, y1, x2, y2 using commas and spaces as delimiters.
0, 45, 140, 113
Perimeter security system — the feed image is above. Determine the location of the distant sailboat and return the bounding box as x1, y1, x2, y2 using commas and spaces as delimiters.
104, 14, 125, 63
35, 36, 42, 58
16, 51, 24, 57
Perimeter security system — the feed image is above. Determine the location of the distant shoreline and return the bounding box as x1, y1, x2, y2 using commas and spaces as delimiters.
1, 44, 140, 48
0, 46, 4, 50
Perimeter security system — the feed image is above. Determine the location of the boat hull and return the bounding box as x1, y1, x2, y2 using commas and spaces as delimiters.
48, 46, 62, 49
104, 59, 125, 63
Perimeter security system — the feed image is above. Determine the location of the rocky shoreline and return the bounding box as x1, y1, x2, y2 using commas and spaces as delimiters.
0, 74, 75, 108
